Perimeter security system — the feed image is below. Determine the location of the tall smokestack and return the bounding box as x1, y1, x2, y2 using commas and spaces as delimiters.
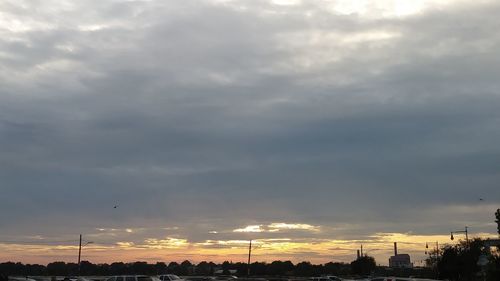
357, 250, 360, 259
394, 242, 398, 256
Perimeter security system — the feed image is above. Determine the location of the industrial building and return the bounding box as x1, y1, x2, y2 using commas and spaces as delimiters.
389, 242, 413, 268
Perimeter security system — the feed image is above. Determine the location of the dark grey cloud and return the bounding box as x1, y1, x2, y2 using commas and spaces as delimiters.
1, 0, 500, 257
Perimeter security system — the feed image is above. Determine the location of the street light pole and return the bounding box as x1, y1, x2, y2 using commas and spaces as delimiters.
425, 241, 440, 279
425, 241, 439, 263
78, 234, 82, 274
451, 226, 469, 247
77, 235, 93, 276
247, 240, 252, 277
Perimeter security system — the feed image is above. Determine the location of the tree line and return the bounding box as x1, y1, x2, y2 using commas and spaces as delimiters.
4, 236, 500, 280
0, 259, 368, 277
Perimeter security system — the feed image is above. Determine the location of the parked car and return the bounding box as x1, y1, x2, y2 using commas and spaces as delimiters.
266, 278, 290, 281
309, 277, 331, 281
324, 276, 342, 281
214, 276, 237, 281
8, 278, 37, 281
184, 277, 216, 281
106, 276, 161, 281
158, 276, 183, 281
64, 278, 94, 281
370, 277, 438, 281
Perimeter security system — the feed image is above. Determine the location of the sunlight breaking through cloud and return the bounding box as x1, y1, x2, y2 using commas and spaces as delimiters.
233, 223, 320, 233
143, 237, 189, 249
233, 225, 265, 233
268, 223, 320, 231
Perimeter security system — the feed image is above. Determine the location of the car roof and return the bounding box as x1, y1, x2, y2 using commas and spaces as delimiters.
111, 275, 149, 277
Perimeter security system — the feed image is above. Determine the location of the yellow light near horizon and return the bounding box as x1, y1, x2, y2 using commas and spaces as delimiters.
2, 231, 497, 265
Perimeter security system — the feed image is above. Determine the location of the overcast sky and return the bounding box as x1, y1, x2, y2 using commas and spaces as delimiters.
1, 0, 500, 265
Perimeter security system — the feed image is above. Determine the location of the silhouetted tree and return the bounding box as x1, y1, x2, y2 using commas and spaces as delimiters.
221, 261, 231, 275
487, 255, 500, 281
131, 262, 150, 275
323, 262, 350, 276
232, 262, 247, 276
110, 262, 127, 275
99, 263, 111, 275
209, 262, 216, 275
0, 262, 24, 276
295, 261, 314, 276
495, 209, 500, 236
249, 262, 267, 276
350, 256, 376, 275
167, 262, 180, 275
266, 260, 294, 276
155, 262, 168, 274
47, 262, 69, 276
195, 261, 211, 275
25, 264, 47, 275
438, 238, 484, 281
179, 260, 193, 275
80, 261, 98, 275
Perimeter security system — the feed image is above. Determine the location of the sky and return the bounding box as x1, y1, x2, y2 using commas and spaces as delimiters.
1, 0, 500, 266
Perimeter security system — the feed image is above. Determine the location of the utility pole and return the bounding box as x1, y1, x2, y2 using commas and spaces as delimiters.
76, 234, 93, 276
247, 240, 252, 277
78, 234, 82, 275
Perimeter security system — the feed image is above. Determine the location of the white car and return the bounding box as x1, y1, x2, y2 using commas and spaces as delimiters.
325, 276, 342, 281
309, 277, 331, 281
8, 278, 37, 281
214, 276, 237, 281
158, 275, 184, 281
106, 276, 161, 281
371, 277, 439, 281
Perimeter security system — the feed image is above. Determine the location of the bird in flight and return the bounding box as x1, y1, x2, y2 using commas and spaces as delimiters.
114, 205, 119, 209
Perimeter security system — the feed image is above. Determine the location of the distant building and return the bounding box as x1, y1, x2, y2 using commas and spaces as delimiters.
389, 242, 413, 268
389, 254, 413, 268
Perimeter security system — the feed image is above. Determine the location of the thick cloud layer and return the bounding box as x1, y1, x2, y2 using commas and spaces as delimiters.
1, 0, 500, 263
